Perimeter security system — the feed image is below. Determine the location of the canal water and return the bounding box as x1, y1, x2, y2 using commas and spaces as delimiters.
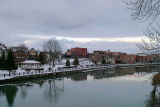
0, 65, 159, 107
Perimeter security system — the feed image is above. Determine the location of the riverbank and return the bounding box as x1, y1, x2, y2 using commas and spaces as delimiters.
0, 63, 159, 84
0, 65, 113, 84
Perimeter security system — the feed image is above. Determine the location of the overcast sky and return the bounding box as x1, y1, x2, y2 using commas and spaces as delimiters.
0, 0, 147, 53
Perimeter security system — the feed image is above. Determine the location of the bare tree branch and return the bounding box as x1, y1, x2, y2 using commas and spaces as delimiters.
43, 40, 62, 68
126, 0, 160, 23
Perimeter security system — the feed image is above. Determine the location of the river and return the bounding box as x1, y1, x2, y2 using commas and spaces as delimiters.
0, 65, 159, 107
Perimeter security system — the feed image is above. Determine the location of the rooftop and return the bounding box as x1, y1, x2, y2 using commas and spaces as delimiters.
21, 60, 40, 64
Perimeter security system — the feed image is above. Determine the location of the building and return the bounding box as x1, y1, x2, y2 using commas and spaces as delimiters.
119, 54, 137, 64
28, 48, 38, 60
21, 60, 42, 71
28, 48, 37, 56
137, 53, 153, 63
14, 50, 28, 64
90, 51, 115, 64
111, 52, 126, 63
65, 47, 88, 58
11, 46, 28, 64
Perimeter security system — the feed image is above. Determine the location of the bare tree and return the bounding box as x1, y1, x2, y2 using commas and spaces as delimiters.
137, 24, 160, 53
19, 44, 28, 49
43, 40, 62, 68
126, 0, 160, 59
126, 0, 160, 22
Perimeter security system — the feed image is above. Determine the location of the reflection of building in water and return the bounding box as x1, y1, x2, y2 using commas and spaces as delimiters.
0, 85, 18, 107
91, 67, 135, 79
116, 67, 134, 76
91, 68, 116, 79
19, 84, 33, 99
71, 73, 87, 81
134, 66, 160, 73
44, 79, 64, 103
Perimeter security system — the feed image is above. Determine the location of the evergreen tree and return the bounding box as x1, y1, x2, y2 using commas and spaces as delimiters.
73, 57, 79, 66
101, 56, 106, 64
66, 59, 70, 66
0, 51, 6, 70
6, 49, 17, 71
38, 52, 45, 64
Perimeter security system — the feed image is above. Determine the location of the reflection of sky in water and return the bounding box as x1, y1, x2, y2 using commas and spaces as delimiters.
0, 66, 159, 107
108, 72, 157, 81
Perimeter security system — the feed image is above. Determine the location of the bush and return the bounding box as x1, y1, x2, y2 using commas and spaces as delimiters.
73, 57, 79, 66
152, 73, 160, 86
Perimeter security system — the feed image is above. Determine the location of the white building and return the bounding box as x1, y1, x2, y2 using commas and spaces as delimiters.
21, 60, 42, 71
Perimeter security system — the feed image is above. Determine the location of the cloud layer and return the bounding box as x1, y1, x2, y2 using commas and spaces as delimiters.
0, 0, 145, 53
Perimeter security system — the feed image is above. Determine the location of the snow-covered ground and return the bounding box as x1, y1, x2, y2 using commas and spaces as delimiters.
0, 58, 97, 80
55, 58, 95, 66
0, 58, 158, 81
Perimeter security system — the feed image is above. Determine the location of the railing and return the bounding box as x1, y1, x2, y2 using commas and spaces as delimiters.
1, 65, 107, 79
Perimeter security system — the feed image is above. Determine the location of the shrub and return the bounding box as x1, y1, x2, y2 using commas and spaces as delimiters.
152, 73, 160, 86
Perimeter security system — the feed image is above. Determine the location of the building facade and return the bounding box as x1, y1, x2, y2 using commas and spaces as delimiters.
28, 48, 38, 60
90, 51, 115, 64
14, 50, 28, 64
65, 47, 88, 58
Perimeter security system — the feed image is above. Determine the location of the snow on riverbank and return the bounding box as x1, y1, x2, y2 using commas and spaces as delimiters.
0, 59, 159, 81
0, 70, 9, 74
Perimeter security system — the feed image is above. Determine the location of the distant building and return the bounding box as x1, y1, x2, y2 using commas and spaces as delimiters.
137, 53, 153, 63
119, 54, 137, 64
11, 46, 28, 64
21, 60, 42, 71
28, 48, 38, 60
90, 51, 115, 64
111, 52, 126, 63
14, 50, 28, 64
28, 48, 37, 56
65, 47, 88, 58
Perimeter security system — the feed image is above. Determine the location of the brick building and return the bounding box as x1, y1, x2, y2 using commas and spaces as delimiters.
90, 51, 115, 64
65, 47, 88, 58
11, 46, 28, 64
137, 53, 153, 63
14, 50, 28, 64
119, 54, 137, 64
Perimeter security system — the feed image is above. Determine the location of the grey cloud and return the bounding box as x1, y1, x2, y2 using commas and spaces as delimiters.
0, 0, 144, 38
0, 0, 143, 53
57, 39, 139, 54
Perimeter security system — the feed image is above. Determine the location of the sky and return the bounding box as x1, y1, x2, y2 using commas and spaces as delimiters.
0, 0, 147, 54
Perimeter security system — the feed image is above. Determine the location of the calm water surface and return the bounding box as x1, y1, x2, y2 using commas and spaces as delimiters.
0, 66, 159, 107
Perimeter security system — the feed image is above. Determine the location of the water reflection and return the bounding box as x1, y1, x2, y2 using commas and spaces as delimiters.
0, 85, 18, 107
71, 73, 87, 81
145, 87, 160, 107
0, 65, 160, 107
44, 79, 64, 103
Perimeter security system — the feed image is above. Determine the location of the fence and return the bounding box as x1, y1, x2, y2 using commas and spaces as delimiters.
2, 65, 102, 79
